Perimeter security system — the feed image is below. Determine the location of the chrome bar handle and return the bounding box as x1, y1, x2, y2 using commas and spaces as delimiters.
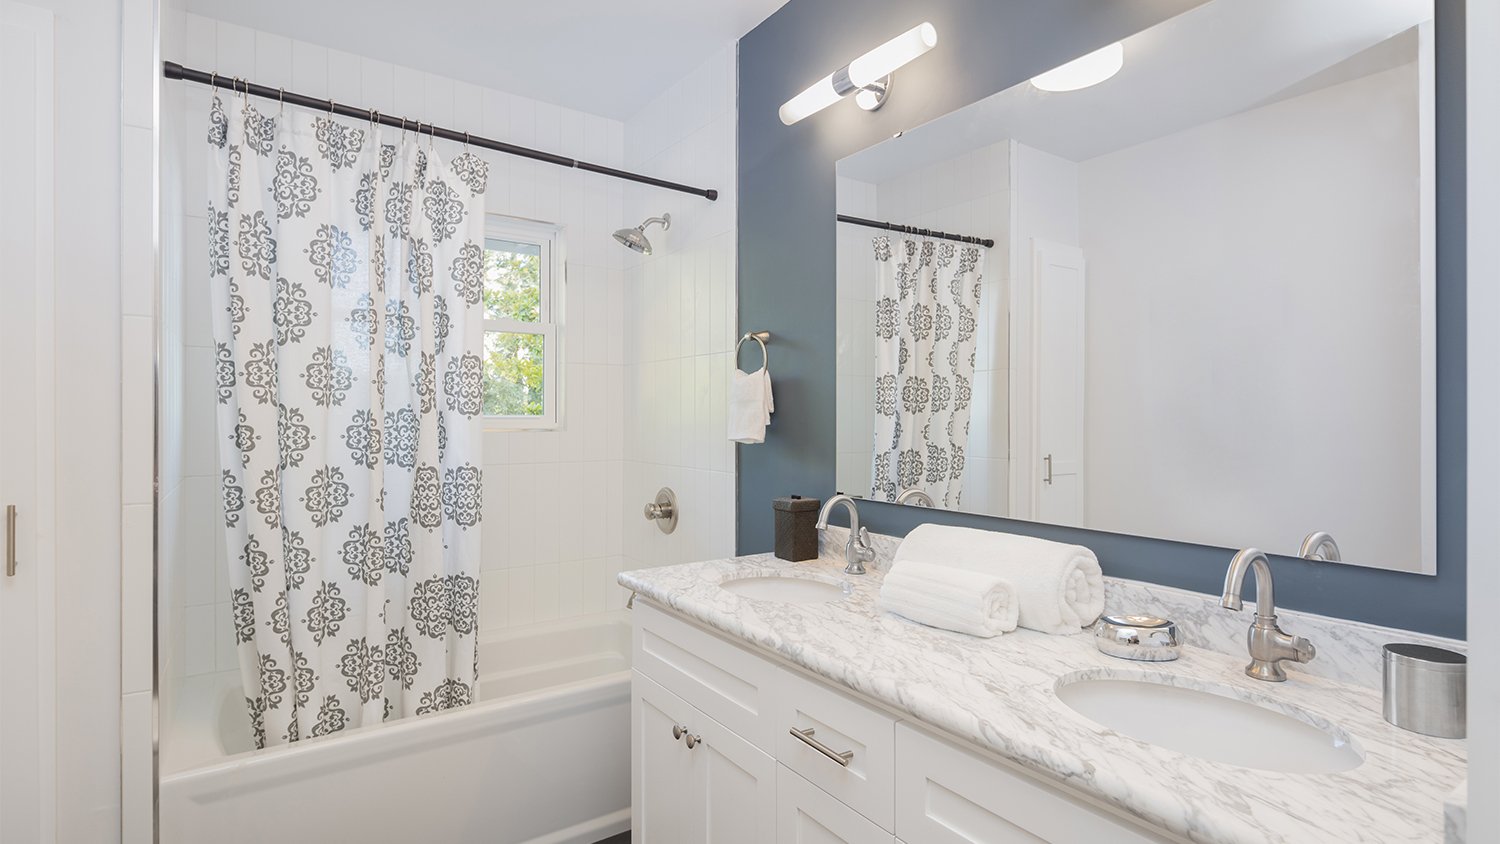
5, 505, 15, 576
789, 727, 853, 767
1043, 454, 1054, 485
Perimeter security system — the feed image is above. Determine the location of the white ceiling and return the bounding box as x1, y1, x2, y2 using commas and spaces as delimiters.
180, 0, 791, 120
839, 0, 1431, 182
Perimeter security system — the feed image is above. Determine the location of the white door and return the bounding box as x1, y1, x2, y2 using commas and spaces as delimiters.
1032, 240, 1087, 527
0, 2, 56, 841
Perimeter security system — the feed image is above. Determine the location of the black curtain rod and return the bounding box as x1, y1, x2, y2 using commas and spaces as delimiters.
163, 61, 718, 201
837, 214, 994, 248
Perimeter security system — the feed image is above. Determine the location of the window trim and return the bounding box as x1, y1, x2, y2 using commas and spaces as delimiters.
482, 215, 563, 431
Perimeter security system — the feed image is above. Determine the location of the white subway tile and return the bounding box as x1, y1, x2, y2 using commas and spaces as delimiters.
507, 566, 535, 627
532, 562, 559, 622
290, 40, 329, 98
184, 604, 216, 675
214, 22, 256, 79
253, 32, 292, 89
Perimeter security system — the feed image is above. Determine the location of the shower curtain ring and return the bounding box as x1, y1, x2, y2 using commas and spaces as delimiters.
277, 87, 285, 115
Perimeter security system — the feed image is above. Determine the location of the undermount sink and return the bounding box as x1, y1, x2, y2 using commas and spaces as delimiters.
720, 574, 847, 604
1056, 674, 1363, 774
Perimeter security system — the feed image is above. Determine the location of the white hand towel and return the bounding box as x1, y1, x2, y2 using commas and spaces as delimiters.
878, 560, 1018, 638
728, 366, 774, 444
893, 524, 1104, 635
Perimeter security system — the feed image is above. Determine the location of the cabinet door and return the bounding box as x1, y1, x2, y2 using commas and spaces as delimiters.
777, 765, 893, 844
681, 686, 777, 843
633, 673, 694, 844
635, 671, 776, 844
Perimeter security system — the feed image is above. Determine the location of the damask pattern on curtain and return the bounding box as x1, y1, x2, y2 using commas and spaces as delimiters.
870, 236, 985, 509
208, 95, 489, 747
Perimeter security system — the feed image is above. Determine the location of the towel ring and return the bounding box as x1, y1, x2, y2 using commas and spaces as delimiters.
737, 331, 770, 369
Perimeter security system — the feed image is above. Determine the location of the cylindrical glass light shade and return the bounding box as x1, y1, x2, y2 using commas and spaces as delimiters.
779, 71, 843, 125
779, 22, 938, 125
847, 22, 938, 88
1030, 42, 1125, 92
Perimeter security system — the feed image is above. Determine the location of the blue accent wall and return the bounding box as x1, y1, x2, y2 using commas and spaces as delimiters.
736, 0, 1467, 637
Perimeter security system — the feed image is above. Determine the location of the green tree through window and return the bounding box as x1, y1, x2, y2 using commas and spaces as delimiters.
483, 239, 545, 416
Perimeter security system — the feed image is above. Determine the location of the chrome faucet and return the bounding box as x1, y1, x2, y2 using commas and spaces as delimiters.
1298, 531, 1342, 562
816, 495, 876, 575
895, 488, 935, 507
1220, 548, 1316, 682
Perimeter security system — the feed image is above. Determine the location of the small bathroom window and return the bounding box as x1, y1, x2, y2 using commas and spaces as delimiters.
482, 215, 562, 429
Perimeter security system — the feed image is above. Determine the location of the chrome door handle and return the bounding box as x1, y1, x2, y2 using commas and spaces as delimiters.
1043, 454, 1054, 485
683, 733, 700, 750
789, 727, 853, 767
672, 724, 685, 740
5, 504, 15, 576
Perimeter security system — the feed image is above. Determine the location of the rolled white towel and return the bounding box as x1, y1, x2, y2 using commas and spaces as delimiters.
894, 524, 1104, 635
877, 560, 1018, 638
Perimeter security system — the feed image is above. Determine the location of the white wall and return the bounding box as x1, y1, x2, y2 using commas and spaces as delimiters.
1467, 0, 1499, 835
1007, 141, 1081, 520
157, 10, 738, 737
621, 44, 739, 572
1077, 63, 1426, 569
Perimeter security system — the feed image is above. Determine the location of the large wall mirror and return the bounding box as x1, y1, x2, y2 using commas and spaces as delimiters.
834, 0, 1437, 573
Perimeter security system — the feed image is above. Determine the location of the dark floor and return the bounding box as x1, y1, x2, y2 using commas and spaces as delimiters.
593, 833, 629, 844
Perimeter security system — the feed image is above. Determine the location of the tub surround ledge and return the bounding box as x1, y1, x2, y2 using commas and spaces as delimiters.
619, 549, 1466, 844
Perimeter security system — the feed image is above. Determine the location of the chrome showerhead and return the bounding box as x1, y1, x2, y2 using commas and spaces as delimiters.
612, 213, 671, 255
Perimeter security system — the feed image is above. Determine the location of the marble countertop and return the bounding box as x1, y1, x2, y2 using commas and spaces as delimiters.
619, 552, 1467, 844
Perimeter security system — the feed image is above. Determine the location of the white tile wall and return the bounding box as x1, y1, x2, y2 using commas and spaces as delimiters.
834, 142, 1012, 514
159, 13, 738, 694
621, 44, 739, 582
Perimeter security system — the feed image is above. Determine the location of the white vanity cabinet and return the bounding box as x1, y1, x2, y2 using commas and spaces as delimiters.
631, 602, 1180, 844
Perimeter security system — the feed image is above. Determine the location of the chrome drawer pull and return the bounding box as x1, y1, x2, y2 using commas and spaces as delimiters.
5, 505, 15, 577
672, 724, 685, 740
789, 727, 853, 767
684, 733, 700, 749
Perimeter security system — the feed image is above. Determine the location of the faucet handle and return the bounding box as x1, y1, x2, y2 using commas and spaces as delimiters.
1292, 637, 1316, 664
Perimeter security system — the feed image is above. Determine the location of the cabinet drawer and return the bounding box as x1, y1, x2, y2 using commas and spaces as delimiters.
777, 765, 894, 844
633, 602, 780, 751
894, 723, 1180, 844
774, 667, 895, 831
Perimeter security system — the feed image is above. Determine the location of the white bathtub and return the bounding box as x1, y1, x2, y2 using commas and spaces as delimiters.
160, 614, 632, 844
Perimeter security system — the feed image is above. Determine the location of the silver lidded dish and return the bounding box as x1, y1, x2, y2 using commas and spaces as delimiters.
1094, 614, 1181, 662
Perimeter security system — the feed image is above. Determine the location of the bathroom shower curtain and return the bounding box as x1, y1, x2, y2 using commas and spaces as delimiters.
208, 95, 488, 747
870, 237, 984, 509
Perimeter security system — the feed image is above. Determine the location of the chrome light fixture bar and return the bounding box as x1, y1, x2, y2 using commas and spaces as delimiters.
779, 22, 938, 125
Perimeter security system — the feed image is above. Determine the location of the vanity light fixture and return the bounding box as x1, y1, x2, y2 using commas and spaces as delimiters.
1030, 41, 1125, 92
779, 22, 938, 125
